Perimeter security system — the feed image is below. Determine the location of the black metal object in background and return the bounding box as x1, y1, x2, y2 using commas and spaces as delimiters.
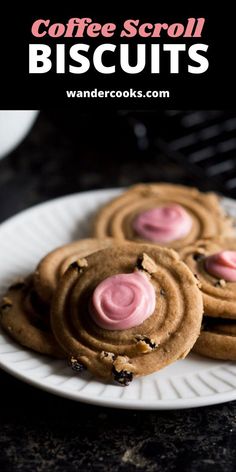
1, 110, 236, 224
124, 110, 236, 197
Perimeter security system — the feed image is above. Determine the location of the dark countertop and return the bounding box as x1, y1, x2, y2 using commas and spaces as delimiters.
0, 111, 236, 472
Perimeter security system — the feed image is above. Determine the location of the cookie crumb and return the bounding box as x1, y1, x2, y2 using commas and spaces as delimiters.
113, 355, 130, 371
135, 335, 157, 353
136, 253, 157, 275
214, 279, 226, 288
100, 351, 115, 362
160, 288, 166, 296
68, 356, 85, 372
70, 258, 88, 272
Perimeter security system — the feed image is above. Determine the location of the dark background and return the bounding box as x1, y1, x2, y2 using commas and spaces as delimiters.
1, 110, 236, 471
0, 5, 234, 109
1, 109, 236, 223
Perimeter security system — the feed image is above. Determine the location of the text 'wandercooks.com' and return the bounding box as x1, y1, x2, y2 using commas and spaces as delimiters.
66, 89, 170, 99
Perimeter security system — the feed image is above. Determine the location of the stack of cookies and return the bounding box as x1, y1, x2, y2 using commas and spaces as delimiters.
1, 183, 236, 386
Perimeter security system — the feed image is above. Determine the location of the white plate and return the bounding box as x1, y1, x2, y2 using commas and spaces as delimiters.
1, 189, 236, 410
0, 110, 39, 159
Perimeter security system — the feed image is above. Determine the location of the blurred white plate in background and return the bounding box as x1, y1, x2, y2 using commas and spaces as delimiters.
0, 110, 39, 159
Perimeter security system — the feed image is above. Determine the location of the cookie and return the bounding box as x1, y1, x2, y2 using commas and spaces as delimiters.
180, 237, 236, 319
93, 183, 232, 250
193, 317, 236, 360
0, 239, 115, 357
51, 243, 203, 385
0, 278, 64, 357
34, 238, 114, 304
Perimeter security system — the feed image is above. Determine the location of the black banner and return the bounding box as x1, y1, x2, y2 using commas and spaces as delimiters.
0, 4, 234, 109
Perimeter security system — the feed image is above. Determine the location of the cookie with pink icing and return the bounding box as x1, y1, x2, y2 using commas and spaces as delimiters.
180, 237, 236, 319
94, 183, 233, 250
51, 243, 203, 385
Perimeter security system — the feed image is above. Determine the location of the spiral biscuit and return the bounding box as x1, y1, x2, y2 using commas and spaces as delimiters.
34, 238, 114, 304
51, 243, 203, 384
94, 184, 232, 250
0, 278, 63, 357
180, 238, 236, 319
193, 317, 236, 360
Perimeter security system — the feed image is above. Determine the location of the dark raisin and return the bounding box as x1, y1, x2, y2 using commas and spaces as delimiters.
112, 366, 133, 386
194, 273, 200, 280
9, 282, 26, 291
193, 253, 205, 261
136, 256, 144, 271
160, 288, 166, 296
70, 261, 79, 270
68, 356, 85, 372
144, 338, 157, 349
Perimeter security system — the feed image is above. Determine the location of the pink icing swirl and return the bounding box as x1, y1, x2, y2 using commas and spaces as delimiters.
205, 251, 236, 282
90, 271, 156, 330
133, 204, 192, 243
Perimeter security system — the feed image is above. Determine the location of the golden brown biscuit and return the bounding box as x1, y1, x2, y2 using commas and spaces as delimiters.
180, 238, 236, 319
193, 317, 236, 360
93, 183, 232, 250
51, 243, 203, 385
0, 239, 116, 357
34, 238, 114, 304
0, 278, 63, 357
